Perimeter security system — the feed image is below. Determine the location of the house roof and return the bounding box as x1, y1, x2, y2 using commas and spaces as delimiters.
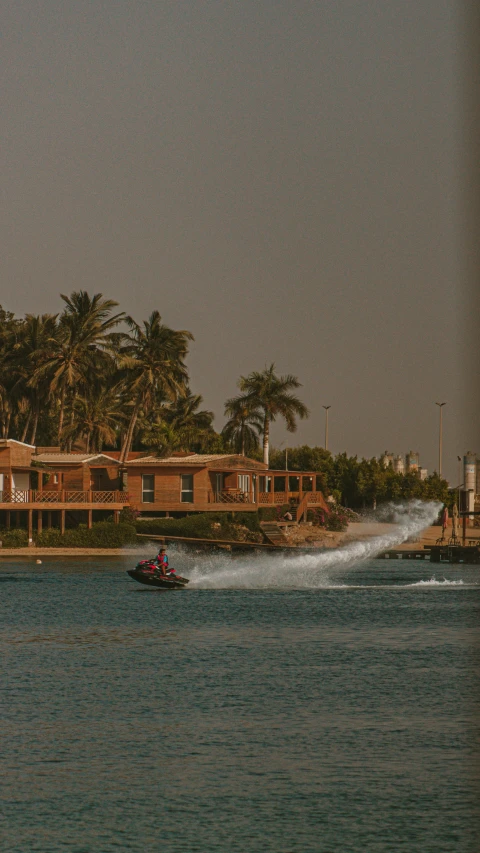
125, 453, 267, 469
33, 452, 121, 465
0, 438, 36, 448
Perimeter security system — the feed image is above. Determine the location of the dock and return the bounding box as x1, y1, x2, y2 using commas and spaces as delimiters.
378, 545, 480, 564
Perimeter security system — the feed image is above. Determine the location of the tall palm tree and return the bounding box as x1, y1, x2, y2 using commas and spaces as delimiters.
222, 396, 263, 456
117, 311, 193, 463
0, 307, 22, 438
33, 292, 124, 445
141, 392, 216, 456
15, 314, 58, 445
61, 380, 127, 453
233, 364, 309, 466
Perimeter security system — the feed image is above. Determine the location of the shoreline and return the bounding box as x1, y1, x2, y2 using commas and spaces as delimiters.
0, 524, 476, 558
0, 547, 147, 557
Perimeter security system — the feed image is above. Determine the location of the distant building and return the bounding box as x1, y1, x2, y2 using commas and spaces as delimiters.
380, 450, 426, 478
463, 451, 477, 518
406, 451, 420, 472
381, 451, 394, 468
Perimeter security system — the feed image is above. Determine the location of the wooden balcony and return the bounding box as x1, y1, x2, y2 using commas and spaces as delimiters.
258, 491, 325, 506
0, 490, 129, 509
208, 489, 253, 505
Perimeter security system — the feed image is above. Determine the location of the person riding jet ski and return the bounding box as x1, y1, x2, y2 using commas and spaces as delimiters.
154, 548, 176, 577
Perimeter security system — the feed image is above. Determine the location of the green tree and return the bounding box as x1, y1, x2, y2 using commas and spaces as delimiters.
222, 397, 263, 456
229, 364, 309, 466
33, 292, 123, 446
118, 311, 193, 462
14, 314, 58, 444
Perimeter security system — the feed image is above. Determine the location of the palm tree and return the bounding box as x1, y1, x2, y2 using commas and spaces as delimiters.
117, 311, 193, 463
222, 396, 263, 456
15, 314, 59, 445
61, 380, 127, 453
141, 422, 188, 457
0, 307, 22, 438
33, 292, 124, 445
141, 392, 216, 456
233, 364, 309, 466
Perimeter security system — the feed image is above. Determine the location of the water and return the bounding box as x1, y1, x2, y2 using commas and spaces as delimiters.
1, 507, 479, 852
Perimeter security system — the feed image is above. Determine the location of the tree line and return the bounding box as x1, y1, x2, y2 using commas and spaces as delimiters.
0, 292, 306, 464
268, 446, 452, 509
0, 290, 450, 508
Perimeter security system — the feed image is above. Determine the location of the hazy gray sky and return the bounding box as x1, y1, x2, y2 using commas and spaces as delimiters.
1, 0, 475, 481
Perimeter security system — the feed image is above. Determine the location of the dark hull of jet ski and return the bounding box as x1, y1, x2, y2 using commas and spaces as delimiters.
127, 568, 190, 589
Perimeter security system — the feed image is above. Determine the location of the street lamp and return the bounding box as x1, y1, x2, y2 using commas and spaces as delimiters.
323, 406, 331, 452
457, 455, 462, 510
435, 402, 446, 477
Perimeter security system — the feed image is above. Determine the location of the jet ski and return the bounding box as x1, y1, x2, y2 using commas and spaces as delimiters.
127, 559, 190, 590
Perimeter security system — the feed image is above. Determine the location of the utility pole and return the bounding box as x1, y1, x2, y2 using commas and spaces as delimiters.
435, 402, 446, 477
323, 406, 331, 452
457, 455, 462, 510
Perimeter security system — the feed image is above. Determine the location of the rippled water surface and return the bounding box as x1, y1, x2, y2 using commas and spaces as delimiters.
1, 551, 479, 853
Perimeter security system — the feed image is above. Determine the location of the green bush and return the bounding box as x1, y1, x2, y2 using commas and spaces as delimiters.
258, 507, 277, 521
119, 506, 140, 525
136, 514, 217, 540
136, 512, 262, 542
0, 528, 29, 547
36, 522, 137, 548
227, 512, 262, 534
258, 505, 290, 522
325, 508, 348, 532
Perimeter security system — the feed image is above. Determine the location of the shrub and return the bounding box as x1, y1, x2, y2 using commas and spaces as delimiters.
258, 505, 290, 522
325, 509, 348, 532
258, 507, 277, 522
36, 522, 137, 548
0, 528, 29, 547
136, 512, 262, 542
136, 514, 217, 540
306, 509, 326, 526
228, 512, 262, 534
120, 505, 139, 525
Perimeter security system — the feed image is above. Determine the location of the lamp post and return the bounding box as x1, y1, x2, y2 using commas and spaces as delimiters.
435, 402, 446, 477
323, 406, 331, 452
457, 455, 462, 510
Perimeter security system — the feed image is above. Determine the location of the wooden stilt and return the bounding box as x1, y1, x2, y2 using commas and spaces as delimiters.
28, 510, 33, 543
37, 511, 42, 534
113, 510, 119, 525
60, 510, 65, 535
87, 509, 93, 529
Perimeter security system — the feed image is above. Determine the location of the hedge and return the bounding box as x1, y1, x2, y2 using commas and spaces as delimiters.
36, 522, 137, 548
0, 528, 29, 547
136, 511, 262, 541
258, 505, 290, 522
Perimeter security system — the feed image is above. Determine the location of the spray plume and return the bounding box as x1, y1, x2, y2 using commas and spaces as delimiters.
182, 500, 442, 589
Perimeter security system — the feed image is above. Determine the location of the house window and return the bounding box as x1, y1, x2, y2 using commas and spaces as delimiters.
181, 474, 194, 503
142, 474, 155, 503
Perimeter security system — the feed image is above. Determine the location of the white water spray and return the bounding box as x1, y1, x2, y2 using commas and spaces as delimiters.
183, 500, 441, 589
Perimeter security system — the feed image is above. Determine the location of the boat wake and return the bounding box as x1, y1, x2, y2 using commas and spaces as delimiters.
405, 577, 465, 586
183, 500, 441, 589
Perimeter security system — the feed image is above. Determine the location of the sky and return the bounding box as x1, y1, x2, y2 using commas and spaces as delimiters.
1, 0, 477, 482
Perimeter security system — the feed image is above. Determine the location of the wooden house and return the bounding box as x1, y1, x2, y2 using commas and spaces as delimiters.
0, 442, 329, 537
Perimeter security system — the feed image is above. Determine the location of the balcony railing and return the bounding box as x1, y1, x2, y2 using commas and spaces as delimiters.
258, 491, 324, 506
208, 490, 253, 504
0, 490, 129, 505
